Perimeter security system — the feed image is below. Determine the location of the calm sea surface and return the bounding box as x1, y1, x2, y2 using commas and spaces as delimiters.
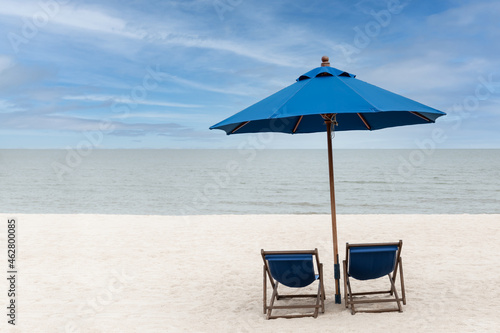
0, 149, 498, 215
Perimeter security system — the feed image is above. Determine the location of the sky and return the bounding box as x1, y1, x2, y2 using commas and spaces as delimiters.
0, 0, 499, 149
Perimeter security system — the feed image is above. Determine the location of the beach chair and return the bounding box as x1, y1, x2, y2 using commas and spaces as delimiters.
261, 249, 325, 319
343, 240, 406, 314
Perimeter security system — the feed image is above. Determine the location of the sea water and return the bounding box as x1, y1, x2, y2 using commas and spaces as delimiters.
0, 149, 498, 215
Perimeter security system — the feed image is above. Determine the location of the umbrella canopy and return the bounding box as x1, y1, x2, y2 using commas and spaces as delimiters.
210, 59, 444, 134
210, 56, 445, 304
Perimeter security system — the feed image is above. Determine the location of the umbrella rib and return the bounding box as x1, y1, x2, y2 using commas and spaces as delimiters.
333, 77, 439, 125
357, 113, 371, 130
268, 79, 315, 119
333, 76, 379, 109
292, 116, 303, 133
410, 111, 432, 122
231, 121, 250, 134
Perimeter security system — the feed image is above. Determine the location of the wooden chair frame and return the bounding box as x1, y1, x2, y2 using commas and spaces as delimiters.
261, 249, 325, 319
343, 240, 406, 315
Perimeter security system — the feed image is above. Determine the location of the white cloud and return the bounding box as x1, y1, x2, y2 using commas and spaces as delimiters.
0, 1, 42, 17
57, 8, 132, 36
0, 1, 309, 67
63, 94, 203, 108
159, 73, 264, 97
0, 63, 53, 91
110, 112, 209, 121
360, 55, 489, 93
0, 1, 133, 37
0, 99, 22, 113
163, 36, 303, 68
427, 1, 500, 28
0, 55, 14, 73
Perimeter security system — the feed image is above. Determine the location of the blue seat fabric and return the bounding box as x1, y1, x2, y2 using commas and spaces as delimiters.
348, 246, 398, 280
265, 254, 316, 288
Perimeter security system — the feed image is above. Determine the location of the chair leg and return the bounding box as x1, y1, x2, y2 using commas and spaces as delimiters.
388, 274, 402, 312
319, 263, 325, 313
347, 281, 355, 315
390, 257, 399, 297
267, 281, 279, 320
399, 258, 406, 305
263, 265, 267, 314
343, 260, 348, 309
321, 287, 326, 313
314, 283, 321, 318
345, 277, 355, 315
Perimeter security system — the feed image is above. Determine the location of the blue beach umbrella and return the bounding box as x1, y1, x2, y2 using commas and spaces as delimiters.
210, 56, 446, 304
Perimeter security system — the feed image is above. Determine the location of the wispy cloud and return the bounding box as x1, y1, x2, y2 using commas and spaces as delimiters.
0, 1, 134, 37
0, 99, 22, 113
0, 111, 189, 136
158, 73, 265, 97
109, 112, 210, 121
63, 94, 203, 108
0, 55, 14, 72
0, 0, 304, 68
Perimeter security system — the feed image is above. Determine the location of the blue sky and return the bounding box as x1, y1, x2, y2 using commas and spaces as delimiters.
0, 0, 499, 149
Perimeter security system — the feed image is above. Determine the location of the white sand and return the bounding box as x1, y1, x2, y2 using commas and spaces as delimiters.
1, 214, 499, 332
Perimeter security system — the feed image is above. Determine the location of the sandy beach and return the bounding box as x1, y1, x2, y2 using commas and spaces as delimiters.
1, 214, 499, 332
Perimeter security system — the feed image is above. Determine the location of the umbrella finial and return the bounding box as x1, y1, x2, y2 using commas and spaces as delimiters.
321, 56, 330, 67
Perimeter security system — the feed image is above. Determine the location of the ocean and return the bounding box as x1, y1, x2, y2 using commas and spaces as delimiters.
1, 149, 498, 215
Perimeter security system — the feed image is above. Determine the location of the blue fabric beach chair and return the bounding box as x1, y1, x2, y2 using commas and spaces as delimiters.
343, 240, 406, 314
261, 249, 325, 319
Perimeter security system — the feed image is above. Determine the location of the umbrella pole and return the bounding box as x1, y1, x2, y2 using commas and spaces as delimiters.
326, 120, 341, 304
